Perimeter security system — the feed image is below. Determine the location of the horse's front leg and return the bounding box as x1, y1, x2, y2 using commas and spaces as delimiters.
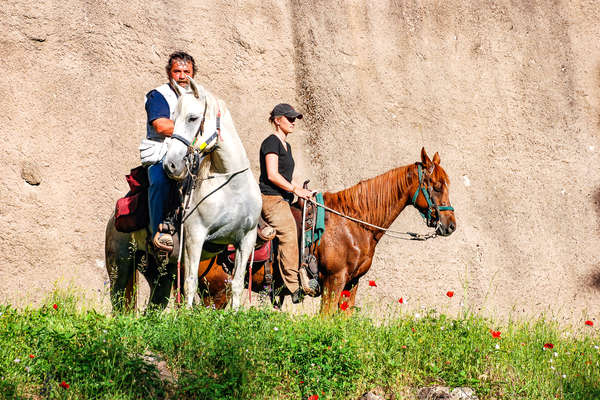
183, 225, 208, 308
231, 227, 258, 310
320, 272, 347, 316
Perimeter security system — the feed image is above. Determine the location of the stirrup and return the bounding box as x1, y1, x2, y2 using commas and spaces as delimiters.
299, 268, 318, 297
153, 232, 174, 253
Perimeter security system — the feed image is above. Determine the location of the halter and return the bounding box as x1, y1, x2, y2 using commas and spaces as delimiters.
412, 163, 454, 226
171, 98, 221, 152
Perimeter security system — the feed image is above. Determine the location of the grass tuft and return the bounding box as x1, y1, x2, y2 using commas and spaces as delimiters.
0, 292, 598, 399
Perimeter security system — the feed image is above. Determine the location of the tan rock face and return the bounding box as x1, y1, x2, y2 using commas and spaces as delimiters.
1, 1, 599, 322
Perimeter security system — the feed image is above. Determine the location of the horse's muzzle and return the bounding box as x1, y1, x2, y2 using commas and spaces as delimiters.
164, 161, 188, 181
436, 220, 456, 236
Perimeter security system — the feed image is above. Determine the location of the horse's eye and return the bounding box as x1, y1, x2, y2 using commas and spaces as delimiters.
433, 182, 443, 192
188, 116, 198, 123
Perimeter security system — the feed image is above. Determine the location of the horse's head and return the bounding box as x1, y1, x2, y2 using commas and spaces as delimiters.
411, 147, 456, 236
163, 77, 220, 180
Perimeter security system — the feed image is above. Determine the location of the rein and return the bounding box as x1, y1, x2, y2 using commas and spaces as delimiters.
306, 198, 438, 241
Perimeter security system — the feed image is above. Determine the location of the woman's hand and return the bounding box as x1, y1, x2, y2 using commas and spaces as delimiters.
293, 186, 313, 200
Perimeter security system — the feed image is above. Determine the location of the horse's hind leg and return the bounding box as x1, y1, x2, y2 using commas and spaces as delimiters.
105, 216, 136, 312
145, 257, 176, 310
231, 227, 258, 310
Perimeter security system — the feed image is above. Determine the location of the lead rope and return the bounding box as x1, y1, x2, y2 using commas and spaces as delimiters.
306, 198, 439, 241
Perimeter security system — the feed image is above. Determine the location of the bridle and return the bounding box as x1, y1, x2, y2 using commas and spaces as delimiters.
171, 97, 221, 154
412, 163, 454, 227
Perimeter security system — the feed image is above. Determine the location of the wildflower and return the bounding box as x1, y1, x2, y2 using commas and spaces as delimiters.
273, 327, 279, 331
595, 345, 599, 350
553, 352, 558, 357
550, 365, 555, 370
340, 301, 349, 311
308, 395, 319, 400
495, 344, 500, 350
562, 374, 566, 378
341, 290, 351, 298
300, 381, 304, 384
29, 354, 35, 359
398, 297, 404, 304
585, 320, 594, 327
446, 291, 454, 298
368, 280, 377, 287
59, 381, 69, 389
401, 345, 407, 349
490, 330, 501, 339
53, 304, 58, 310
14, 358, 20, 363
544, 343, 554, 349
24, 366, 30, 373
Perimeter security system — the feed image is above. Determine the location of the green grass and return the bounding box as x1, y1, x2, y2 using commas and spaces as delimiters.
0, 292, 598, 400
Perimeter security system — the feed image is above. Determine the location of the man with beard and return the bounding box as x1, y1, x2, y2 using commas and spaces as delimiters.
141, 51, 196, 252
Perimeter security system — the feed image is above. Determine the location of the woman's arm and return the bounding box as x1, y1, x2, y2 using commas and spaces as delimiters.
265, 153, 312, 199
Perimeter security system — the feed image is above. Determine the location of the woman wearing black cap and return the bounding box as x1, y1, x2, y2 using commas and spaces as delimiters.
259, 103, 317, 303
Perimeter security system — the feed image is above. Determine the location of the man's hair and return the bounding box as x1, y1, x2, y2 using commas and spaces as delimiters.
165, 51, 197, 77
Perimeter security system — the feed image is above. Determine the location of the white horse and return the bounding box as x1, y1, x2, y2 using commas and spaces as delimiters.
163, 77, 261, 309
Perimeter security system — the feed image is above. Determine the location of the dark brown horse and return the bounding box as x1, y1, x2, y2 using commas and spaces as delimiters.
196, 148, 456, 315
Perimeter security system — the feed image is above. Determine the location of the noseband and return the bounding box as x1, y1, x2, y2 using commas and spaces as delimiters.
412, 163, 454, 226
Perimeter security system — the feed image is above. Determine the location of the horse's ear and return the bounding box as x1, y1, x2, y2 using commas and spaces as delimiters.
421, 147, 433, 169
188, 76, 205, 99
171, 79, 184, 97
432, 152, 440, 165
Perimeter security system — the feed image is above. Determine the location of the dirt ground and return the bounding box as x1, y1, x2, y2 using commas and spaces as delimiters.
1, 0, 600, 325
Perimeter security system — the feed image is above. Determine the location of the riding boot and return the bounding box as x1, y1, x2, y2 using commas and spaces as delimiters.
291, 288, 304, 304
299, 267, 319, 297
153, 222, 175, 253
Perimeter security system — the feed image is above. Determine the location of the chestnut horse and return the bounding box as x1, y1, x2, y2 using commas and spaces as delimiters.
196, 148, 456, 315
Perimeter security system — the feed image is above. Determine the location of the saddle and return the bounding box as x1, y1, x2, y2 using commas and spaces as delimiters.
114, 166, 149, 233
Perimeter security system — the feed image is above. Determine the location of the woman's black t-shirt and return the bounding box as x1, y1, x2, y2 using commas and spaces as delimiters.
259, 134, 295, 202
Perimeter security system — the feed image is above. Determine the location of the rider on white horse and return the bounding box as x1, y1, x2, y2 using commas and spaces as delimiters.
140, 51, 197, 253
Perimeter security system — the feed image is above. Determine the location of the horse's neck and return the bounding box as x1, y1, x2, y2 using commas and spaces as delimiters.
209, 108, 249, 173
327, 164, 418, 230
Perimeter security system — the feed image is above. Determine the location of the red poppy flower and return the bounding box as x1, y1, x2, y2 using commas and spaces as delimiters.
300, 381, 304, 384
368, 280, 377, 287
53, 304, 58, 310
341, 290, 351, 298
585, 320, 594, 327
544, 343, 554, 349
401, 345, 407, 349
490, 330, 501, 339
59, 381, 69, 389
29, 354, 35, 359
340, 301, 349, 311
446, 291, 454, 298
308, 395, 319, 400
398, 297, 404, 304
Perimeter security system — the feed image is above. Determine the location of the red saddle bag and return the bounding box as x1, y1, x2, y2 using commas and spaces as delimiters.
114, 166, 149, 233
226, 240, 272, 265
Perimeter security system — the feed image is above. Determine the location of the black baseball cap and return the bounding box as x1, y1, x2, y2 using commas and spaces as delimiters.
270, 103, 303, 120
